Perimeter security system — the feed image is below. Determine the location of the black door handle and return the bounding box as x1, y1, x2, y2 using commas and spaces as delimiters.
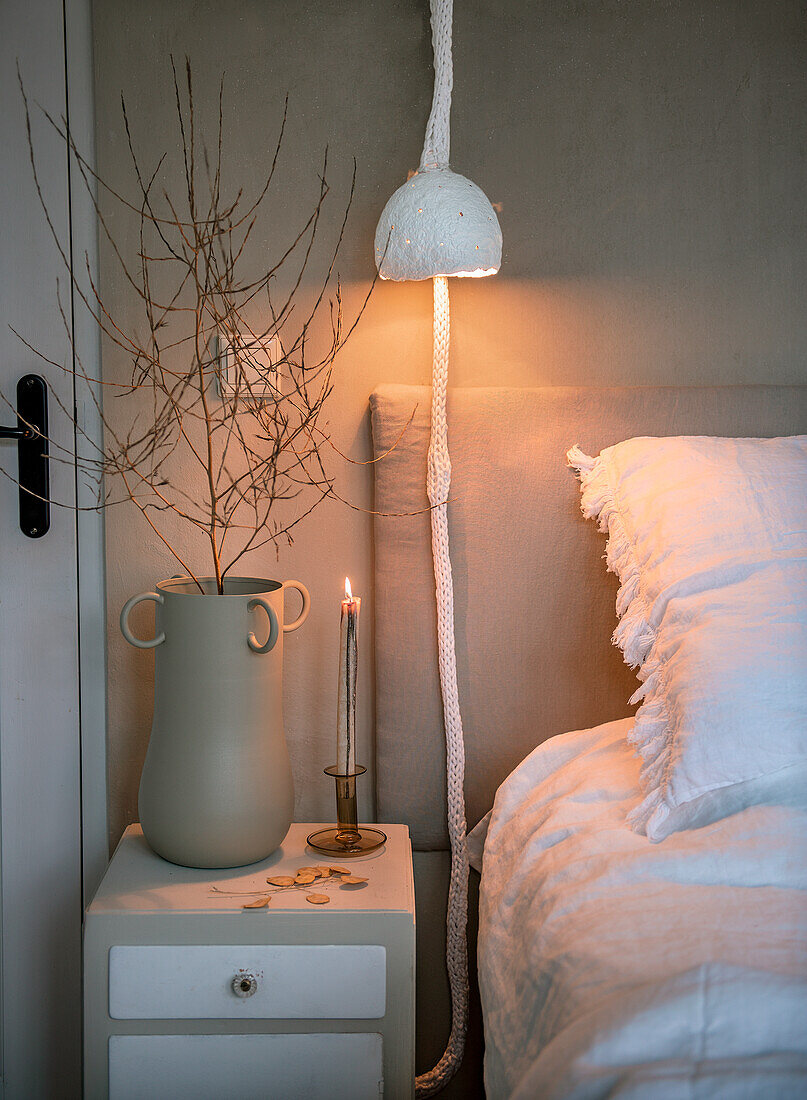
0, 374, 50, 538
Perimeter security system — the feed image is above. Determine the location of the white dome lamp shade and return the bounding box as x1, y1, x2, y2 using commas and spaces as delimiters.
374, 166, 501, 281
373, 1, 501, 1097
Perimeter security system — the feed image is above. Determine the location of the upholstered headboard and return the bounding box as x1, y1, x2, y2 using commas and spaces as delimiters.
371, 384, 807, 850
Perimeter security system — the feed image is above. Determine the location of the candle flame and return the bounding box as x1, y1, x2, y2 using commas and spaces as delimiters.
345, 576, 352, 600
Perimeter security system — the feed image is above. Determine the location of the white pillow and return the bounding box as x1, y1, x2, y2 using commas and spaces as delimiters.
568, 436, 807, 842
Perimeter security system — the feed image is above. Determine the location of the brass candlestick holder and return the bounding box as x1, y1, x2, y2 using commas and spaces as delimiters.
307, 765, 386, 856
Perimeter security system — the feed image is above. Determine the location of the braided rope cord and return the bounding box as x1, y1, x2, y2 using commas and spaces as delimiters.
412, 2, 470, 1093
420, 0, 453, 170
415, 276, 470, 1098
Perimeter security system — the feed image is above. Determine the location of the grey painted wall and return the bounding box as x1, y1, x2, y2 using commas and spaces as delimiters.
93, 0, 807, 845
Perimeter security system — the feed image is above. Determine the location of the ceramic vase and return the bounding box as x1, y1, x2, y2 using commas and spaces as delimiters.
120, 576, 310, 868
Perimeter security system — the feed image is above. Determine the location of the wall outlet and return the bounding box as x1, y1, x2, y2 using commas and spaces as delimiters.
216, 332, 282, 400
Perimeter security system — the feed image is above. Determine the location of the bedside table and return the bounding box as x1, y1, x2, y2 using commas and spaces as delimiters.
85, 823, 415, 1099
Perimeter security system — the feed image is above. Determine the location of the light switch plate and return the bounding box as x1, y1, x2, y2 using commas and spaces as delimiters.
216, 333, 282, 400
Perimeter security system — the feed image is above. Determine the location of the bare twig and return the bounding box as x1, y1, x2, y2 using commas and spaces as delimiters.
4, 62, 393, 592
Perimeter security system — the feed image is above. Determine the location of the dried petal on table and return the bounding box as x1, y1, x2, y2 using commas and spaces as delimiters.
242, 896, 272, 908
295, 872, 317, 885
341, 876, 369, 886
329, 866, 351, 876
305, 893, 330, 905
266, 876, 296, 887
314, 866, 332, 877
296, 866, 323, 877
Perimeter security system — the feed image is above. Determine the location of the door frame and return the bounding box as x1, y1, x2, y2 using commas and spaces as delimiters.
66, 0, 109, 909
1, 1, 107, 1092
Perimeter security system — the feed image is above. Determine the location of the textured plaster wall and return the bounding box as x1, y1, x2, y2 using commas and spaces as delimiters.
93, 0, 807, 846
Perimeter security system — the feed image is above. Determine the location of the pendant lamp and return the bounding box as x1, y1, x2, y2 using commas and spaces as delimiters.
374, 1, 501, 1095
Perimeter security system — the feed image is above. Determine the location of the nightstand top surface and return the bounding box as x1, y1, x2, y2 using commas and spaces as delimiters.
89, 824, 413, 916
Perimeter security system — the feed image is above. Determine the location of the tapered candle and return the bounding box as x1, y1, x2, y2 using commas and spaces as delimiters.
336, 577, 360, 775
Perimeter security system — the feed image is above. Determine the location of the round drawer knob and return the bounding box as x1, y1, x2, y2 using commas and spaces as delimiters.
232, 972, 258, 998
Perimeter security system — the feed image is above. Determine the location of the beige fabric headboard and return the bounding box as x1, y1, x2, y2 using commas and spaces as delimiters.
370, 384, 807, 850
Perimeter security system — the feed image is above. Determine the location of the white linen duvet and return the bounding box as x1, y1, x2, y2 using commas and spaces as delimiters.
477, 717, 807, 1100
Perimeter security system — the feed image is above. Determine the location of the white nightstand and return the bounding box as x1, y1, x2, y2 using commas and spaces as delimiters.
84, 823, 415, 1099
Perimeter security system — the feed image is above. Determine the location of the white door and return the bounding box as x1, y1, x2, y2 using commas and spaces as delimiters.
0, 0, 105, 1096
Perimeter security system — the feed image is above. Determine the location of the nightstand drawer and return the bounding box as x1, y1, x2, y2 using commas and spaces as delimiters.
109, 944, 386, 1019
109, 1033, 384, 1099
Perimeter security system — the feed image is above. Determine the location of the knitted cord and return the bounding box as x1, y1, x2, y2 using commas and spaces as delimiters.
412, 3, 471, 1093
415, 275, 470, 1098
420, 0, 453, 170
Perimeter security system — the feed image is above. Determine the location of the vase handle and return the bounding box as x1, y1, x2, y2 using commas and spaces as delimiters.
282, 580, 311, 633
120, 592, 165, 649
247, 597, 280, 653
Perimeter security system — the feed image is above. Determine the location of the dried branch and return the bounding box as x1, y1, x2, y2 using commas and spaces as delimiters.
5, 60, 390, 593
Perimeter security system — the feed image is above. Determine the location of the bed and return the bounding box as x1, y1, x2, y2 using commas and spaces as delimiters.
476, 716, 807, 1098
370, 384, 807, 1099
